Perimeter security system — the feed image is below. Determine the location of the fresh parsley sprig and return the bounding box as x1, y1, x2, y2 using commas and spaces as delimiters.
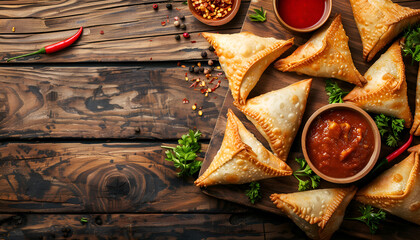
245, 181, 262, 204
249, 7, 266, 22
374, 114, 405, 147
293, 158, 321, 191
161, 130, 202, 177
325, 79, 349, 104
403, 25, 420, 63
346, 205, 386, 234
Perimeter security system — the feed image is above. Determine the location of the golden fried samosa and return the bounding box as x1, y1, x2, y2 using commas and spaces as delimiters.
349, 0, 420, 61
271, 187, 357, 240
343, 40, 412, 128
202, 32, 294, 105
195, 109, 292, 187
234, 79, 312, 161
356, 147, 420, 225
410, 65, 420, 135
274, 15, 366, 87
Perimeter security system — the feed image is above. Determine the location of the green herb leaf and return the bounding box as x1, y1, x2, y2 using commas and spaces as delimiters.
245, 182, 262, 204
374, 114, 405, 147
249, 7, 266, 22
182, 1, 187, 5
403, 25, 420, 63
80, 217, 88, 224
346, 205, 386, 234
293, 158, 321, 191
325, 79, 349, 104
161, 130, 202, 177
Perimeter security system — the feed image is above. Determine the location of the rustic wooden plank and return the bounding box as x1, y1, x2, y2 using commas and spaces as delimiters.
0, 142, 250, 213
0, 1, 250, 62
0, 213, 305, 240
200, 0, 420, 238
0, 0, 185, 18
0, 211, 418, 239
0, 66, 228, 139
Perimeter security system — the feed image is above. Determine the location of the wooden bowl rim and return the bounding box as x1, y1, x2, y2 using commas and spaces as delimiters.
272, 0, 332, 33
188, 0, 242, 26
301, 103, 381, 184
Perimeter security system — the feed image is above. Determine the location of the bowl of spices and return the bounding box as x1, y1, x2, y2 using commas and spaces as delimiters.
273, 0, 332, 32
188, 0, 241, 26
301, 103, 381, 184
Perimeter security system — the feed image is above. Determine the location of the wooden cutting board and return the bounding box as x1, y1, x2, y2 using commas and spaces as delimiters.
199, 0, 420, 238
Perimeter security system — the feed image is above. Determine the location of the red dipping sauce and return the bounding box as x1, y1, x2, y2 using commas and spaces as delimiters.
276, 0, 326, 29
306, 109, 375, 178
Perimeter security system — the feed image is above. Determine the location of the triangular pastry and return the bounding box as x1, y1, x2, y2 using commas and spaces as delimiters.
350, 0, 420, 62
271, 187, 357, 240
274, 14, 366, 87
202, 32, 294, 105
195, 109, 292, 187
356, 147, 420, 225
234, 79, 312, 161
343, 40, 412, 128
410, 65, 420, 135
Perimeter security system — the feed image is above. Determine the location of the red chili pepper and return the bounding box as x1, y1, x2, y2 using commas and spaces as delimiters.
368, 134, 413, 179
7, 27, 83, 62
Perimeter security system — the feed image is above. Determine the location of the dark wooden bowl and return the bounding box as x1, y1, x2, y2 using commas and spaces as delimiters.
301, 103, 381, 184
272, 0, 332, 33
188, 0, 241, 26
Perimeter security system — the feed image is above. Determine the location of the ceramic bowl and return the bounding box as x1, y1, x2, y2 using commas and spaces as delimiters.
301, 103, 381, 184
272, 0, 332, 33
188, 0, 241, 26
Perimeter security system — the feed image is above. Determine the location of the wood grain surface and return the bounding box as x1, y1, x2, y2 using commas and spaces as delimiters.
0, 66, 228, 139
200, 0, 420, 238
0, 0, 250, 62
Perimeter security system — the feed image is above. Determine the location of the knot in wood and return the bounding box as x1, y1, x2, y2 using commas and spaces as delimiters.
105, 175, 130, 199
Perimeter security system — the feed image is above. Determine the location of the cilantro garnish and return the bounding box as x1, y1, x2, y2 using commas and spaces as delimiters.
293, 158, 321, 191
347, 205, 386, 234
161, 130, 202, 177
325, 79, 349, 104
403, 25, 420, 63
245, 181, 262, 204
374, 114, 405, 147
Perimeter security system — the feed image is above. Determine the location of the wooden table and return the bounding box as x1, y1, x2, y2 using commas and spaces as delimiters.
0, 1, 419, 239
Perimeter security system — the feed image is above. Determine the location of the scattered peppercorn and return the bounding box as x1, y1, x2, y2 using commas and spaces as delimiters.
153, 4, 158, 10
174, 16, 179, 21
180, 15, 186, 20
180, 23, 186, 29
189, 66, 195, 72
175, 34, 181, 40
100, 30, 104, 35
208, 59, 214, 66
209, 46, 215, 51
194, 67, 200, 73
183, 32, 190, 38
166, 3, 172, 9
174, 20, 180, 27
204, 68, 210, 74
199, 67, 204, 72
201, 51, 207, 58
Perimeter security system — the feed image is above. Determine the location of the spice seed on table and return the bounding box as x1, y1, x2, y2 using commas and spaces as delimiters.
208, 46, 215, 51
166, 3, 172, 9
153, 4, 158, 10
174, 20, 180, 27
201, 51, 208, 58
175, 34, 181, 40
180, 15, 186, 20
183, 32, 190, 38
180, 24, 186, 29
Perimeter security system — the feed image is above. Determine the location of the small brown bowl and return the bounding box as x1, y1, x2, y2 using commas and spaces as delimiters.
272, 0, 332, 33
301, 103, 381, 184
188, 0, 241, 26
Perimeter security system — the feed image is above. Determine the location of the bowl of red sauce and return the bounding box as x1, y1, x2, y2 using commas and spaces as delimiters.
301, 103, 381, 184
273, 0, 332, 32
188, 0, 241, 26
